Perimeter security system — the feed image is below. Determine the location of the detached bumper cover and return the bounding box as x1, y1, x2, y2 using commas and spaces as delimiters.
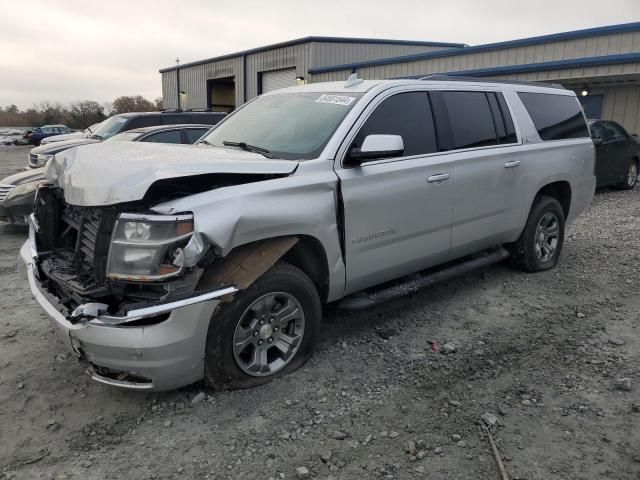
20, 223, 236, 391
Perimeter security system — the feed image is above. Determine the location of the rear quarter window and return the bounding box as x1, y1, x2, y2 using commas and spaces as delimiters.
518, 92, 589, 141
127, 116, 162, 130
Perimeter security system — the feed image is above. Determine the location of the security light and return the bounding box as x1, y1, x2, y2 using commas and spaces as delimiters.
581, 88, 589, 97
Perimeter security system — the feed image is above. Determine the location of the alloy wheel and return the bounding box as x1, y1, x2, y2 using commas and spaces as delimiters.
232, 292, 305, 377
534, 212, 560, 262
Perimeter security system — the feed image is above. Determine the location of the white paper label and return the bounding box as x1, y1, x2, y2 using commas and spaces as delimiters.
315, 94, 356, 106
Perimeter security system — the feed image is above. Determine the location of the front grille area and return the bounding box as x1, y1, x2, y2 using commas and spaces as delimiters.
29, 154, 39, 168
0, 184, 16, 201
34, 187, 117, 294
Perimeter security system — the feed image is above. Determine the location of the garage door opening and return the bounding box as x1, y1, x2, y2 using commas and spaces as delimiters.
260, 68, 297, 94
208, 77, 236, 113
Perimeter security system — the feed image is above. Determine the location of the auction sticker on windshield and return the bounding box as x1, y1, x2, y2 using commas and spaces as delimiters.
315, 95, 356, 106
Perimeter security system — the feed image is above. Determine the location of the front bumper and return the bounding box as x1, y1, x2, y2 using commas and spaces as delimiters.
20, 223, 236, 391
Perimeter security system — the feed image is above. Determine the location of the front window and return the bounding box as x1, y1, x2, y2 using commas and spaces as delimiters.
201, 92, 363, 160
92, 116, 129, 140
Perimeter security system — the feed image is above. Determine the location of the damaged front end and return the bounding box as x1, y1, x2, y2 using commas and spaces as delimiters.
31, 185, 232, 326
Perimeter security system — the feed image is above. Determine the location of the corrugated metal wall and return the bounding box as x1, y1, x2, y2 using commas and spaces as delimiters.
315, 31, 640, 81
160, 41, 461, 108
310, 42, 456, 69
245, 43, 311, 99
161, 70, 178, 109
592, 85, 640, 135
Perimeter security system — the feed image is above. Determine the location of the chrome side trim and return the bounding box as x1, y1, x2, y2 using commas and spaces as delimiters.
117, 212, 194, 222
90, 372, 155, 390
88, 286, 238, 326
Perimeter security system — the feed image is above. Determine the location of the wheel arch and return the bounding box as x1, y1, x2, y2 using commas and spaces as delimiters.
533, 181, 572, 220
198, 234, 331, 303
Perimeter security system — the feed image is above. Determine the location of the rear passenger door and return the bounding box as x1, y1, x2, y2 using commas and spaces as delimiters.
430, 90, 524, 257
336, 90, 454, 294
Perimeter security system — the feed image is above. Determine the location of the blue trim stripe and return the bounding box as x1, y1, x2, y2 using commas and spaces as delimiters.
159, 36, 466, 73
308, 22, 640, 74
398, 53, 640, 79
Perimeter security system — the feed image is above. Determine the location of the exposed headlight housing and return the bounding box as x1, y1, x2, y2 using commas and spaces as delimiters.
32, 154, 53, 168
106, 213, 194, 282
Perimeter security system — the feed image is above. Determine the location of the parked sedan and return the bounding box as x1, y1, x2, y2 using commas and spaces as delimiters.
590, 120, 639, 190
40, 122, 103, 145
2, 124, 211, 224
23, 125, 75, 146
29, 123, 212, 168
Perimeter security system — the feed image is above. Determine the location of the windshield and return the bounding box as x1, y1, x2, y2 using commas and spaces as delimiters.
92, 116, 128, 140
201, 92, 362, 160
107, 132, 141, 142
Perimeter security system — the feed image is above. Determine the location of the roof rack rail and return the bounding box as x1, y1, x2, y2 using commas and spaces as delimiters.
160, 108, 183, 113
416, 74, 566, 90
185, 108, 213, 112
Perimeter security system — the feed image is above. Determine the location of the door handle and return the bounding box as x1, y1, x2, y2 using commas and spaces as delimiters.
427, 173, 451, 183
504, 160, 521, 169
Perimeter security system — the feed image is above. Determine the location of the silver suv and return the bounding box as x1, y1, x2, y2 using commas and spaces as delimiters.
21, 77, 596, 391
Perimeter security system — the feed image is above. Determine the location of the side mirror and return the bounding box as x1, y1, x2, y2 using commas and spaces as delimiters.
345, 134, 404, 166
592, 138, 603, 146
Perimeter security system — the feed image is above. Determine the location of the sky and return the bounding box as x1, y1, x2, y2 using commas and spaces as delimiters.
1, 0, 639, 109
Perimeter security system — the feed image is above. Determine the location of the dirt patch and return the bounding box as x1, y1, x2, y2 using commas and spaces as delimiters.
0, 146, 638, 479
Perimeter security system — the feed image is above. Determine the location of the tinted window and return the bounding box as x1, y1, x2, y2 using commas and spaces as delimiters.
141, 130, 182, 144
589, 122, 606, 140
163, 114, 191, 125
603, 122, 627, 141
431, 91, 498, 150
185, 128, 209, 144
195, 113, 226, 125
127, 116, 161, 130
496, 94, 517, 143
518, 92, 589, 141
352, 92, 437, 157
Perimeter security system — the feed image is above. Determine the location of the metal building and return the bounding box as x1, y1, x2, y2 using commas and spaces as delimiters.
159, 37, 465, 111
160, 22, 640, 133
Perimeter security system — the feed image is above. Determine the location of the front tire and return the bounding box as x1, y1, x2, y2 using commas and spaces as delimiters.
510, 196, 565, 272
204, 262, 321, 391
616, 159, 638, 190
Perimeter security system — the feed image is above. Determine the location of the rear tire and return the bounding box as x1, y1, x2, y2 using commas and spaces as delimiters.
616, 159, 638, 190
510, 196, 565, 272
204, 262, 321, 391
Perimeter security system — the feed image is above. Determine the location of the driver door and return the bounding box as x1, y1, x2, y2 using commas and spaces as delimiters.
335, 91, 454, 294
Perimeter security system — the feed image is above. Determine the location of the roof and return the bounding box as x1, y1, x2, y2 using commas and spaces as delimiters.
126, 124, 212, 134
265, 78, 575, 96
308, 21, 640, 74
159, 36, 466, 73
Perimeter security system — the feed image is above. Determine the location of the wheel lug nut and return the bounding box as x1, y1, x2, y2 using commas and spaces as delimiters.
258, 339, 263, 345
269, 318, 274, 323
268, 338, 274, 344
253, 331, 259, 337
274, 327, 279, 332
260, 320, 265, 325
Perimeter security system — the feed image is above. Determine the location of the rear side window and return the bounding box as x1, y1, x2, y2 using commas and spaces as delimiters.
141, 130, 182, 144
185, 128, 209, 144
193, 113, 226, 125
518, 92, 589, 141
163, 114, 191, 125
352, 92, 437, 157
127, 116, 161, 130
431, 91, 498, 150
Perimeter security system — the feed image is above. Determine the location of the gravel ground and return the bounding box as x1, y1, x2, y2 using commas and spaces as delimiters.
0, 146, 639, 480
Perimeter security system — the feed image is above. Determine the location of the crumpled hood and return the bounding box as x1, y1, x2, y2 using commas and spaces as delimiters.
44, 142, 299, 206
